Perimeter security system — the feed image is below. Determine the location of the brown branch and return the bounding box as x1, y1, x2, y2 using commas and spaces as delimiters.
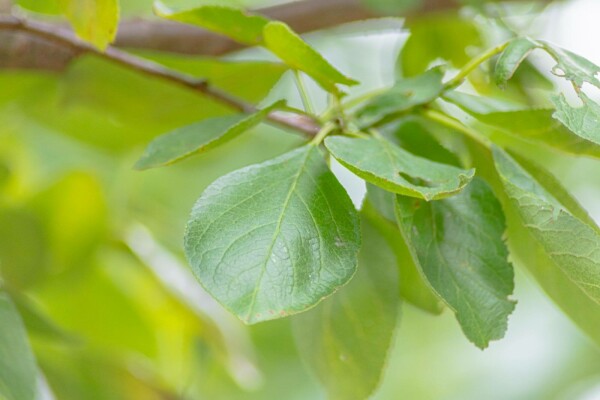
0, 15, 320, 136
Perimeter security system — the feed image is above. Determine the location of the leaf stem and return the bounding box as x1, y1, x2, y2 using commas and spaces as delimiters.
293, 70, 316, 115
310, 121, 336, 145
444, 41, 511, 90
421, 108, 491, 148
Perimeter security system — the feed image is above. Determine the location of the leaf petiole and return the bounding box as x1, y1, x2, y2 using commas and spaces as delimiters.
444, 41, 511, 90
310, 121, 337, 145
294, 69, 316, 115
421, 108, 491, 148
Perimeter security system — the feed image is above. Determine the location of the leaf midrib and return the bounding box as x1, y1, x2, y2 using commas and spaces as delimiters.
245, 146, 314, 320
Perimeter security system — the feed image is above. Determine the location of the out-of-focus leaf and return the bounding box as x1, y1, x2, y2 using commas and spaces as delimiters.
293, 211, 400, 400
552, 93, 600, 146
444, 90, 600, 158
184, 145, 361, 324
0, 209, 48, 289
324, 135, 474, 200
11, 56, 286, 151
388, 118, 462, 167
134, 101, 284, 170
363, 196, 443, 314
493, 146, 600, 304
37, 344, 173, 400
0, 291, 37, 400
399, 17, 481, 77
59, 0, 119, 50
154, 1, 269, 45
357, 67, 445, 127
30, 172, 107, 274
362, 0, 421, 14
395, 178, 516, 348
263, 22, 358, 94
11, 293, 76, 344
32, 264, 157, 356
495, 37, 540, 88
17, 0, 61, 14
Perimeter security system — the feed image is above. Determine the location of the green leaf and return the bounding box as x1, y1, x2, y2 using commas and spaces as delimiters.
551, 93, 600, 146
445, 90, 600, 158
134, 101, 284, 170
184, 145, 361, 324
59, 0, 119, 50
501, 182, 600, 347
507, 152, 598, 230
542, 42, 600, 89
395, 178, 516, 348
399, 16, 481, 78
154, 1, 269, 45
494, 37, 540, 88
357, 67, 445, 127
363, 196, 444, 314
493, 146, 600, 305
390, 118, 462, 168
262, 22, 358, 94
11, 293, 77, 344
324, 135, 474, 201
292, 211, 400, 400
0, 292, 37, 400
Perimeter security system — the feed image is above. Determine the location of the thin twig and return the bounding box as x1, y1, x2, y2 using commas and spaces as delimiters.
0, 15, 321, 137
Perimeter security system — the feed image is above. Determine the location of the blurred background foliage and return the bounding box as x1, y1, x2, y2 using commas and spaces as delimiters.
2, 0, 600, 399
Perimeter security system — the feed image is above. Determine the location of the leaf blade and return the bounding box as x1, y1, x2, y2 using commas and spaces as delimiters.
0, 292, 38, 400
494, 37, 540, 88
551, 93, 600, 146
493, 146, 600, 305
262, 22, 358, 93
59, 0, 119, 50
395, 179, 516, 348
324, 135, 474, 201
357, 67, 445, 127
292, 211, 400, 400
134, 101, 284, 170
184, 145, 361, 324
154, 1, 269, 45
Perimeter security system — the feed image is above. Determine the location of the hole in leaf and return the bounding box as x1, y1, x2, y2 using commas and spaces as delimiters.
398, 172, 437, 188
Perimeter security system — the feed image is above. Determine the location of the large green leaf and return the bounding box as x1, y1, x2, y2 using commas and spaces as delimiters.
399, 17, 481, 78
495, 163, 600, 347
0, 292, 37, 400
444, 90, 600, 158
357, 67, 445, 127
363, 196, 443, 314
551, 93, 600, 146
59, 0, 119, 50
262, 22, 358, 94
494, 37, 540, 88
395, 178, 516, 348
154, 1, 269, 45
134, 101, 284, 170
184, 145, 361, 324
493, 146, 600, 304
324, 135, 474, 201
292, 211, 400, 400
